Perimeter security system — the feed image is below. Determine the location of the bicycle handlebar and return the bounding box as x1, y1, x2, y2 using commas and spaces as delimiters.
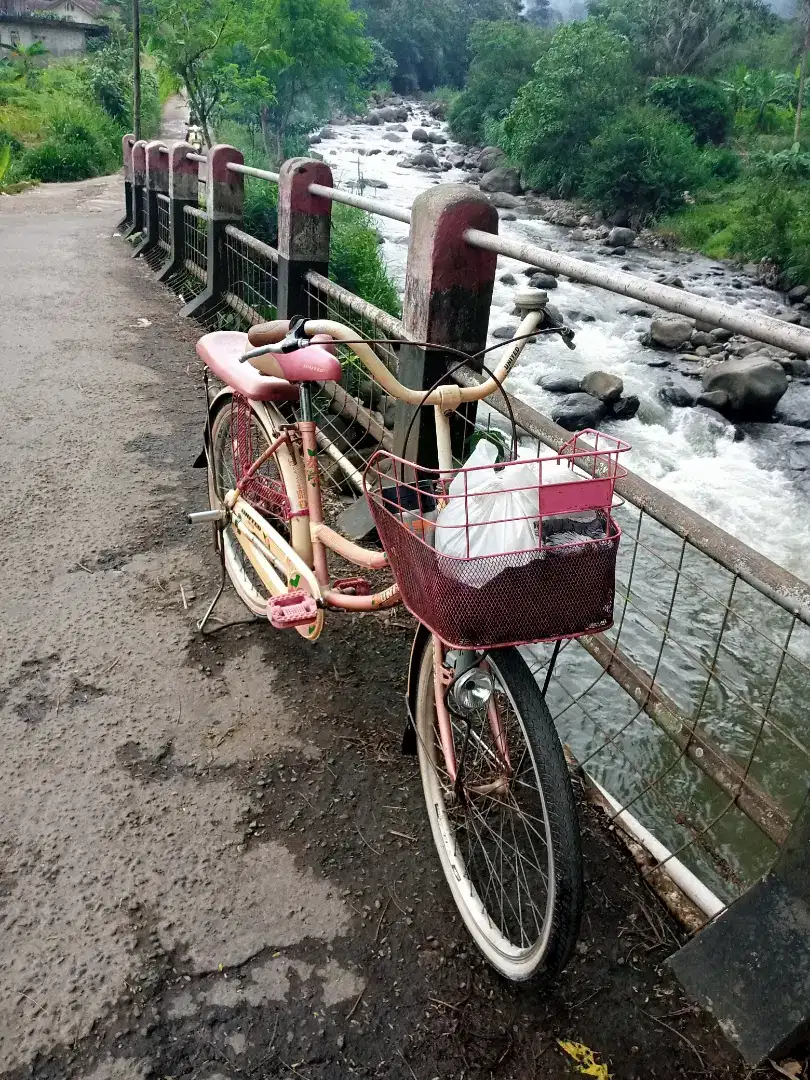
244, 311, 547, 408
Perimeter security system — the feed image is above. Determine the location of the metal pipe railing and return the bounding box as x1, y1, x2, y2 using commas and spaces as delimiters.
465, 227, 810, 358
308, 182, 412, 224
186, 152, 207, 164
226, 162, 280, 183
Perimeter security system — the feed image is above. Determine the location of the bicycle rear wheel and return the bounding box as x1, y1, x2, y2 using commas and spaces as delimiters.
414, 641, 583, 984
208, 394, 291, 616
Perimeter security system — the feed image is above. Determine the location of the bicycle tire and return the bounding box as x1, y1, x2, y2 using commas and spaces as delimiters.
208, 394, 292, 616
414, 640, 583, 984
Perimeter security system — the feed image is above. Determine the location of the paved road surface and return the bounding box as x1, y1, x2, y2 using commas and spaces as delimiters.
0, 175, 748, 1080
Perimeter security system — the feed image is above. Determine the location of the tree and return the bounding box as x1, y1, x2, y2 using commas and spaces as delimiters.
448, 20, 551, 144
246, 0, 372, 159
352, 0, 521, 91
145, 0, 240, 146
523, 0, 554, 26
502, 20, 636, 192
0, 40, 48, 87
587, 0, 776, 76
795, 0, 810, 140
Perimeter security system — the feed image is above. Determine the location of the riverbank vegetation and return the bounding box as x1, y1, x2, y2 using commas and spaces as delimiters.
446, 0, 810, 284
0, 26, 161, 187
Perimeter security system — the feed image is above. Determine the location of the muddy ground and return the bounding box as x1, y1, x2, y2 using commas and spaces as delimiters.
0, 174, 774, 1080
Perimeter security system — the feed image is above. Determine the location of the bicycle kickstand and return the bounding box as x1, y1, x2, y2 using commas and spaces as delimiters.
186, 507, 229, 633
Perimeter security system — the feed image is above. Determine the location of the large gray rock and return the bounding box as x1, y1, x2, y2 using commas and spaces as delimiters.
365, 112, 383, 126
382, 131, 402, 142
411, 128, 429, 143
427, 131, 447, 145
649, 316, 695, 350
376, 105, 408, 122
318, 127, 336, 139
491, 322, 520, 340
479, 167, 522, 195
696, 390, 730, 412
610, 394, 640, 420
528, 272, 558, 290
660, 383, 695, 407
477, 146, 506, 173
607, 226, 637, 248
702, 354, 788, 419
551, 393, 607, 430
410, 150, 439, 169
581, 370, 624, 403
537, 373, 581, 394
788, 284, 809, 304
775, 383, 810, 428
487, 191, 520, 209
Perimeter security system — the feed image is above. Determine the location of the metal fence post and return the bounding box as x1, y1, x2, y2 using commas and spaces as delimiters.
130, 139, 148, 238
156, 142, 197, 283
118, 134, 135, 234
181, 144, 244, 319
670, 792, 810, 1063
133, 141, 167, 259
276, 158, 333, 320
394, 184, 498, 468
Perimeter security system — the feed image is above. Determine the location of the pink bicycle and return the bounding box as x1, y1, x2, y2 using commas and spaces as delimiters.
189, 290, 629, 984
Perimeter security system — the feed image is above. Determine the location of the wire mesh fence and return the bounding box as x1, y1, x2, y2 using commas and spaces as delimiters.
163, 204, 208, 303
156, 193, 170, 253
444, 376, 810, 912
223, 225, 278, 327
304, 271, 402, 492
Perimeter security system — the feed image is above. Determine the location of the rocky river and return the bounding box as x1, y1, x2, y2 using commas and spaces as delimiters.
310, 100, 810, 901
313, 99, 810, 582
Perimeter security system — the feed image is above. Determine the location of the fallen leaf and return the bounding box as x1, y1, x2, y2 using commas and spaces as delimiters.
769, 1059, 804, 1079
558, 1039, 611, 1079
135, 317, 152, 327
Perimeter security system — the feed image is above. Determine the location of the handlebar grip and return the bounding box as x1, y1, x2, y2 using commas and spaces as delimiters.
247, 320, 290, 347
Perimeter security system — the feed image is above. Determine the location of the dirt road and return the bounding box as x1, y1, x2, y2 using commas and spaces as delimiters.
0, 176, 749, 1080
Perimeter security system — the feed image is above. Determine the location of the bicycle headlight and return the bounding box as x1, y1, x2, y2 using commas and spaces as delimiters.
450, 667, 494, 715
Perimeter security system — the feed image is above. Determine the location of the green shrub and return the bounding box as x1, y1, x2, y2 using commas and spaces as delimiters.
749, 142, 810, 181
502, 20, 637, 193
449, 20, 550, 146
728, 181, 810, 284
580, 105, 709, 220
704, 146, 742, 180
330, 204, 400, 317
21, 101, 121, 182
646, 76, 733, 145
85, 40, 160, 135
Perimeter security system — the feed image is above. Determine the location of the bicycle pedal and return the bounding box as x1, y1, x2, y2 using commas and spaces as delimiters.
267, 589, 318, 629
332, 577, 371, 596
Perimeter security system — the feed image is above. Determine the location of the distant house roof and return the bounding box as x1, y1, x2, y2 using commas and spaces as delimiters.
24, 0, 106, 18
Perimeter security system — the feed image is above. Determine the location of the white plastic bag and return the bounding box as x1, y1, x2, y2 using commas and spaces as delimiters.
435, 441, 541, 587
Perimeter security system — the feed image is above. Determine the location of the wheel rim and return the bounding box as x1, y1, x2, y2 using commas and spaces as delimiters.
209, 401, 288, 615
418, 650, 556, 973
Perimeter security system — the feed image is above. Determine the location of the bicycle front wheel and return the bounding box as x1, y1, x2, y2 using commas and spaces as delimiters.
415, 642, 583, 984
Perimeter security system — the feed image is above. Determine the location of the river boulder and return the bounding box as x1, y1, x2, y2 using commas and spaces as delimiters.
410, 150, 439, 170
660, 383, 695, 407
537, 373, 581, 394
412, 128, 429, 143
528, 272, 558, 290
382, 131, 402, 142
607, 226, 637, 248
427, 131, 447, 145
581, 370, 624, 403
551, 393, 607, 430
788, 285, 809, 304
610, 394, 640, 420
487, 191, 521, 209
479, 167, 522, 195
648, 316, 695, 350
702, 354, 788, 419
696, 390, 730, 412
376, 105, 408, 122
319, 127, 336, 139
477, 146, 506, 172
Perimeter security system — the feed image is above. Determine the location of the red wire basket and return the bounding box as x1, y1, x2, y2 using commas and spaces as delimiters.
363, 429, 630, 650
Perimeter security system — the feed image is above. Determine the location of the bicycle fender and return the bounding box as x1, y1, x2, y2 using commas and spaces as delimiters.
403, 623, 432, 756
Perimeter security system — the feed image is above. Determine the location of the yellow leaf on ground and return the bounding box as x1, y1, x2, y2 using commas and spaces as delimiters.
558, 1039, 611, 1079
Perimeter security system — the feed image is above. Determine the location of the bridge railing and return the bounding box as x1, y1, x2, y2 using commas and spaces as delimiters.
120, 135, 810, 1060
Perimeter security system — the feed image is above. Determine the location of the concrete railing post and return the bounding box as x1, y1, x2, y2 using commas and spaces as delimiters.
670, 792, 810, 1064
395, 184, 498, 467
118, 134, 135, 234
156, 142, 198, 283
130, 139, 148, 238
133, 141, 168, 258
181, 144, 244, 319
276, 158, 333, 320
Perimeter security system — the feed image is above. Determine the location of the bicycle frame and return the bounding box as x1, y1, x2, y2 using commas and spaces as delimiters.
218, 306, 546, 772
